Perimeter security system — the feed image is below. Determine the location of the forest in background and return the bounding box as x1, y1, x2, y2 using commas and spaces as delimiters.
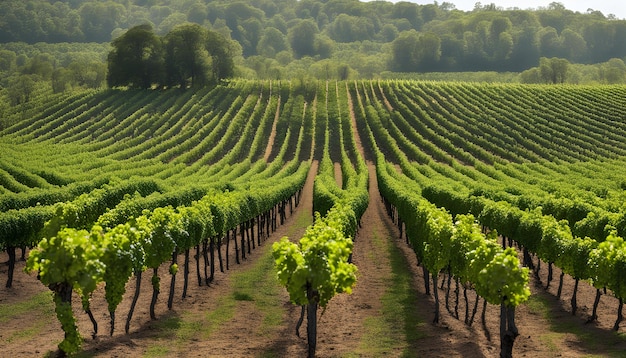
1, 0, 626, 100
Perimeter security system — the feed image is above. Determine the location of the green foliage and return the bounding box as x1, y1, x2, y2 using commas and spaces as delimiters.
142, 206, 179, 271
273, 210, 357, 307
288, 19, 320, 59
25, 228, 105, 354
26, 228, 105, 292
107, 24, 164, 89
477, 247, 530, 306
96, 223, 144, 314
421, 206, 453, 274
6, 78, 626, 356
561, 236, 597, 281
54, 294, 81, 354
164, 23, 212, 87
450, 214, 484, 282
538, 217, 570, 265
391, 30, 441, 72
588, 233, 626, 294
3, 1, 626, 83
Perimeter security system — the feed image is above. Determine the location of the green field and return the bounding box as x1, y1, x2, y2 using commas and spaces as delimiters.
2, 80, 626, 356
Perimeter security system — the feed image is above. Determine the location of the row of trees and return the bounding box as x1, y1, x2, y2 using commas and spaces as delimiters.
107, 23, 235, 88
2, 1, 626, 73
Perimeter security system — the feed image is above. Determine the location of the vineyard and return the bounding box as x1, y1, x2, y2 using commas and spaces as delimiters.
2, 80, 626, 357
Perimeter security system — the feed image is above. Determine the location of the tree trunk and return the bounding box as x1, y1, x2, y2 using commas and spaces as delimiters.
307, 286, 318, 358
203, 239, 210, 284
535, 259, 541, 279
247, 221, 252, 254
217, 236, 224, 273
454, 277, 460, 319
587, 289, 602, 323
52, 282, 75, 357
613, 298, 623, 331
195, 245, 202, 286
296, 305, 305, 337
556, 271, 565, 298
499, 303, 518, 358
432, 273, 440, 324
150, 267, 159, 320
571, 278, 579, 315
6, 246, 15, 288
250, 219, 256, 249
445, 271, 451, 313
182, 248, 190, 298
226, 231, 230, 270
469, 294, 479, 327
523, 248, 534, 270
257, 215, 262, 245
499, 304, 507, 357
209, 236, 216, 282
126, 271, 142, 334
423, 266, 430, 295
240, 223, 246, 260
109, 311, 115, 336
482, 299, 490, 341
281, 200, 286, 225
85, 304, 98, 339
546, 262, 553, 289
463, 286, 469, 324
234, 228, 240, 265
168, 250, 178, 310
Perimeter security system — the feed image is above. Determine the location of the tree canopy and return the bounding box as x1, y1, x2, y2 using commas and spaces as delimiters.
108, 23, 235, 88
2, 0, 626, 87
107, 24, 164, 88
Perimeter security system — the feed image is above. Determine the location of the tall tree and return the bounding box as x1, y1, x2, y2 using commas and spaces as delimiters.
539, 57, 569, 84
205, 30, 236, 82
289, 19, 319, 58
107, 24, 164, 89
257, 27, 289, 58
79, 1, 125, 42
391, 30, 420, 72
164, 23, 211, 88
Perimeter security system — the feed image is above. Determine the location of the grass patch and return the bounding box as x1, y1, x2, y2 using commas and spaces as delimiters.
0, 291, 54, 323
201, 294, 237, 338
537, 332, 562, 354
525, 294, 550, 320
525, 291, 626, 357
0, 291, 55, 344
233, 291, 254, 301
3, 325, 44, 344
284, 205, 313, 239
359, 231, 426, 356
230, 241, 285, 336
143, 344, 171, 357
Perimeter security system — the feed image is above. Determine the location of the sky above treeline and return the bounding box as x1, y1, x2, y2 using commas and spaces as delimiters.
365, 1, 626, 20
